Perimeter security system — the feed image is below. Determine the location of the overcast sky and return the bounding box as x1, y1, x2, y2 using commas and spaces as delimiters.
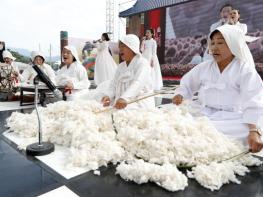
0, 0, 135, 56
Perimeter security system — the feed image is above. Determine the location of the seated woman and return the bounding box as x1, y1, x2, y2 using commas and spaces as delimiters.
2, 50, 21, 82
56, 45, 90, 100
101, 34, 154, 109
172, 25, 263, 153
0, 51, 20, 101
21, 51, 56, 84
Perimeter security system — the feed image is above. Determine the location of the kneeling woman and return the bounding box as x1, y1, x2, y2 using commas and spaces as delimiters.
56, 46, 90, 100
101, 34, 154, 109
173, 25, 263, 153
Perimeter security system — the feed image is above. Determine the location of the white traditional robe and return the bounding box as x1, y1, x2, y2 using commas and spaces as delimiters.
20, 63, 56, 84
234, 21, 247, 35
10, 62, 20, 74
94, 41, 117, 85
103, 54, 155, 109
56, 61, 90, 99
174, 58, 263, 141
141, 38, 163, 91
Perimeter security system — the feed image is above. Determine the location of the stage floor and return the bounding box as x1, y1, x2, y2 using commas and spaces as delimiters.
1, 91, 263, 196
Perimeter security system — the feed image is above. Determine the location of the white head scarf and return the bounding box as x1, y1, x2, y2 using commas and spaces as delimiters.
119, 34, 141, 55
31, 51, 45, 62
2, 50, 16, 60
209, 24, 255, 67
63, 45, 80, 63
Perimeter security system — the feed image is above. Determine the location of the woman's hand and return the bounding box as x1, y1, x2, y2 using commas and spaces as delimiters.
114, 98, 127, 109
172, 94, 183, 105
101, 96, 111, 107
248, 132, 263, 153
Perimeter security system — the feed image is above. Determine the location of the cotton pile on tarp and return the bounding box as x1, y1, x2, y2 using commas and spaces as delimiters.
6, 100, 262, 191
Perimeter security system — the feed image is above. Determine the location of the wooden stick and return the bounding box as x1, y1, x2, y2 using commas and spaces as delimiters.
219, 149, 250, 163
95, 86, 178, 114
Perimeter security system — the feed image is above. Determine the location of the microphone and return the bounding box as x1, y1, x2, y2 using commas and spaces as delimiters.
32, 65, 63, 99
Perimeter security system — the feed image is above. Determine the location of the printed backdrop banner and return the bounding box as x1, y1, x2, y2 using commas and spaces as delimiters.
165, 0, 263, 64
148, 9, 162, 47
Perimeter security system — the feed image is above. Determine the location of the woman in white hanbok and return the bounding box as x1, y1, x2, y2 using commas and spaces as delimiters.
94, 33, 117, 86
20, 51, 56, 84
230, 9, 247, 35
101, 34, 154, 110
173, 25, 263, 153
56, 46, 90, 100
230, 9, 260, 43
210, 4, 233, 32
141, 29, 163, 91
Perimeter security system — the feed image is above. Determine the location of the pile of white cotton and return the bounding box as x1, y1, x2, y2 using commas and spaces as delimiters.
116, 159, 188, 191
6, 100, 263, 192
187, 161, 249, 191
114, 106, 246, 166
7, 100, 125, 171
112, 105, 262, 190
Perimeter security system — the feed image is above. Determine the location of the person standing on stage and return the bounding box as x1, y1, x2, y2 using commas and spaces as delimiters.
94, 33, 117, 86
141, 29, 163, 91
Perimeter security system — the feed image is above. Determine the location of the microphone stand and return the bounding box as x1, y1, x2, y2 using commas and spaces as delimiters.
26, 76, 55, 156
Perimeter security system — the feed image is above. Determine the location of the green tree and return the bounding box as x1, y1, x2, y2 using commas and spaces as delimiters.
8, 50, 31, 64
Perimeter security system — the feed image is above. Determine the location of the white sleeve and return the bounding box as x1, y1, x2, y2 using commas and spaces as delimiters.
55, 70, 69, 86
242, 24, 248, 35
152, 40, 157, 58
45, 65, 57, 85
11, 63, 23, 81
174, 65, 202, 99
71, 65, 90, 89
140, 40, 145, 52
102, 67, 120, 100
120, 61, 151, 101
20, 67, 33, 83
240, 66, 263, 125
11, 63, 19, 73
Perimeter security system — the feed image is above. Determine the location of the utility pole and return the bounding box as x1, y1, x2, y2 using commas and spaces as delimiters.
49, 44, 52, 66
60, 31, 68, 68
106, 0, 115, 40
